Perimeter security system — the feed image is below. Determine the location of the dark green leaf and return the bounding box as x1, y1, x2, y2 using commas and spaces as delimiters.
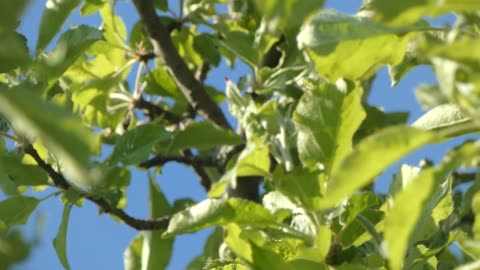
109, 124, 170, 165
294, 84, 365, 174
320, 126, 438, 209
0, 0, 30, 31
165, 198, 275, 237
186, 227, 224, 270
168, 122, 243, 153
53, 204, 73, 270
37, 0, 82, 51
0, 153, 48, 186
193, 33, 221, 66
153, 0, 168, 11
0, 196, 39, 233
0, 32, 30, 73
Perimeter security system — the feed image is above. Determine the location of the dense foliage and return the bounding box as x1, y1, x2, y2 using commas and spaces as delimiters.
1, 0, 480, 269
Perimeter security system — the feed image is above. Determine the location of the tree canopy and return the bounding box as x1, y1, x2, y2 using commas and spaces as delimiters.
1, 0, 480, 269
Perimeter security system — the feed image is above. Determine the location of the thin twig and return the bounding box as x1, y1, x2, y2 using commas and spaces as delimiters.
23, 144, 170, 231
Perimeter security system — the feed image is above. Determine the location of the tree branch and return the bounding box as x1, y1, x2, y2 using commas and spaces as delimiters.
135, 97, 183, 123
132, 0, 231, 130
23, 144, 170, 231
140, 154, 218, 168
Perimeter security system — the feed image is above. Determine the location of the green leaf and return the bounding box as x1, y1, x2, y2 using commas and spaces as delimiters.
142, 178, 173, 270
0, 196, 39, 233
165, 198, 275, 237
194, 34, 221, 66
37, 0, 81, 51
80, 0, 106, 16
0, 0, 31, 31
153, 0, 168, 11
217, 31, 259, 68
254, 0, 324, 34
384, 141, 480, 270
371, 0, 480, 26
53, 204, 73, 270
294, 84, 365, 174
319, 126, 438, 209
249, 241, 294, 270
274, 168, 325, 211
0, 153, 48, 186
109, 124, 170, 165
33, 25, 104, 90
186, 227, 224, 270
236, 142, 270, 177
0, 31, 30, 73
168, 122, 243, 153
0, 84, 98, 187
124, 234, 143, 270
298, 10, 415, 81
412, 104, 471, 131
354, 106, 409, 142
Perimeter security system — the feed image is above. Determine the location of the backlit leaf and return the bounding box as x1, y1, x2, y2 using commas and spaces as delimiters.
320, 126, 438, 209
53, 204, 73, 270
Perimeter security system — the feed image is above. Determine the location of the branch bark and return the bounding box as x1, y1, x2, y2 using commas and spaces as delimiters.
132, 0, 231, 130
24, 144, 170, 231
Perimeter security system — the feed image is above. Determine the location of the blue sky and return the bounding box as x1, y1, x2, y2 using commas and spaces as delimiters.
8, 1, 472, 270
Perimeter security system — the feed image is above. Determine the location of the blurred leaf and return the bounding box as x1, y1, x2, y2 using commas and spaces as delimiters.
168, 122, 243, 153
0, 153, 48, 186
80, 0, 106, 16
388, 53, 417, 86
153, 0, 168, 11
109, 124, 170, 165
385, 141, 480, 270
0, 0, 30, 31
371, 0, 480, 26
415, 84, 449, 111
186, 227, 224, 270
124, 234, 144, 270
298, 10, 417, 81
0, 230, 31, 269
165, 198, 275, 237
320, 126, 438, 209
37, 0, 81, 51
33, 25, 104, 89
0, 31, 30, 73
0, 196, 39, 233
53, 204, 73, 270
141, 178, 173, 270
294, 84, 365, 174
254, 0, 324, 34
0, 84, 98, 186
129, 21, 152, 51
